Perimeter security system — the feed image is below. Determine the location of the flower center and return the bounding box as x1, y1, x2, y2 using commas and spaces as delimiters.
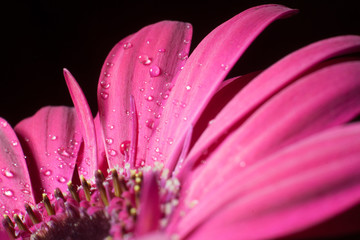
2, 164, 180, 239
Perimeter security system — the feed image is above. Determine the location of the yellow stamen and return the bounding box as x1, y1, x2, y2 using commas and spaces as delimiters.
25, 203, 40, 224
54, 187, 65, 200
13, 214, 29, 232
111, 169, 122, 198
3, 215, 15, 240
81, 175, 91, 201
95, 170, 109, 206
67, 181, 80, 202
43, 193, 55, 216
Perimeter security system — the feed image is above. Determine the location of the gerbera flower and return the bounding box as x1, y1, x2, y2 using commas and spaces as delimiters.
1, 4, 360, 240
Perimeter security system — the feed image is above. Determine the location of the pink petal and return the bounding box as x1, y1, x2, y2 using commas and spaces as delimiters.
183, 35, 360, 178
97, 21, 192, 168
190, 72, 259, 153
63, 68, 98, 177
15, 106, 82, 201
94, 113, 108, 174
147, 4, 297, 171
174, 123, 360, 239
135, 172, 161, 236
183, 60, 360, 205
0, 119, 35, 218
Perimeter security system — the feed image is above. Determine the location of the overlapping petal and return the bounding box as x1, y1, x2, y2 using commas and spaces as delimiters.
182, 35, 360, 178
64, 68, 98, 177
147, 4, 297, 171
175, 123, 360, 239
0, 119, 35, 219
182, 60, 360, 205
15, 106, 82, 201
97, 21, 192, 169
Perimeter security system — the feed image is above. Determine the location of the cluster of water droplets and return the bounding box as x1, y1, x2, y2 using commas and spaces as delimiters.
97, 32, 193, 167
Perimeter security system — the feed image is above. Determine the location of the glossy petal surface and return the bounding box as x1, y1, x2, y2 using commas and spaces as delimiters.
97, 21, 192, 169
64, 68, 98, 177
183, 35, 360, 176
15, 107, 82, 201
0, 119, 35, 218
180, 123, 360, 239
148, 4, 297, 171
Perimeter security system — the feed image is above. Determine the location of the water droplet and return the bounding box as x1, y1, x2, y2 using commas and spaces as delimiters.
100, 80, 111, 89
105, 138, 114, 145
149, 65, 161, 77
146, 95, 154, 101
3, 190, 13, 197
43, 170, 52, 176
123, 42, 133, 49
162, 93, 169, 100
100, 92, 109, 99
183, 39, 190, 44
21, 189, 30, 194
138, 55, 152, 65
145, 119, 154, 129
57, 147, 70, 157
108, 149, 117, 156
49, 135, 57, 141
108, 125, 115, 130
221, 64, 229, 71
139, 88, 145, 92
2, 169, 14, 178
57, 176, 67, 183
167, 138, 174, 145
158, 48, 166, 53
185, 85, 191, 91
177, 51, 188, 60
0, 122, 8, 128
120, 141, 131, 155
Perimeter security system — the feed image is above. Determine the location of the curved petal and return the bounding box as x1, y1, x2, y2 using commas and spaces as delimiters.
0, 119, 35, 218
63, 68, 98, 177
15, 106, 82, 202
97, 21, 192, 169
94, 113, 108, 175
173, 123, 360, 239
147, 4, 297, 171
190, 72, 259, 151
183, 35, 360, 178
183, 60, 360, 204
135, 172, 161, 236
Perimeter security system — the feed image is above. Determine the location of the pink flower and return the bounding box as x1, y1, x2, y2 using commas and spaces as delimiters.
1, 4, 360, 239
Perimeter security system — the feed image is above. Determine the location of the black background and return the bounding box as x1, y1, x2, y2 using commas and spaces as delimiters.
1, 0, 360, 126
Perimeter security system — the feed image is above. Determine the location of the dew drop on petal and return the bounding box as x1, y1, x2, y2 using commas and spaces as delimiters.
138, 55, 152, 65
105, 138, 114, 145
100, 81, 111, 89
149, 65, 161, 77
43, 170, 52, 176
167, 138, 174, 145
146, 95, 154, 101
221, 64, 229, 71
3, 190, 13, 197
185, 85, 191, 91
123, 42, 133, 49
2, 169, 14, 178
0, 122, 8, 128
158, 48, 166, 53
145, 119, 154, 129
57, 176, 67, 183
177, 51, 188, 60
108, 149, 118, 156
100, 92, 109, 100
120, 141, 131, 156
